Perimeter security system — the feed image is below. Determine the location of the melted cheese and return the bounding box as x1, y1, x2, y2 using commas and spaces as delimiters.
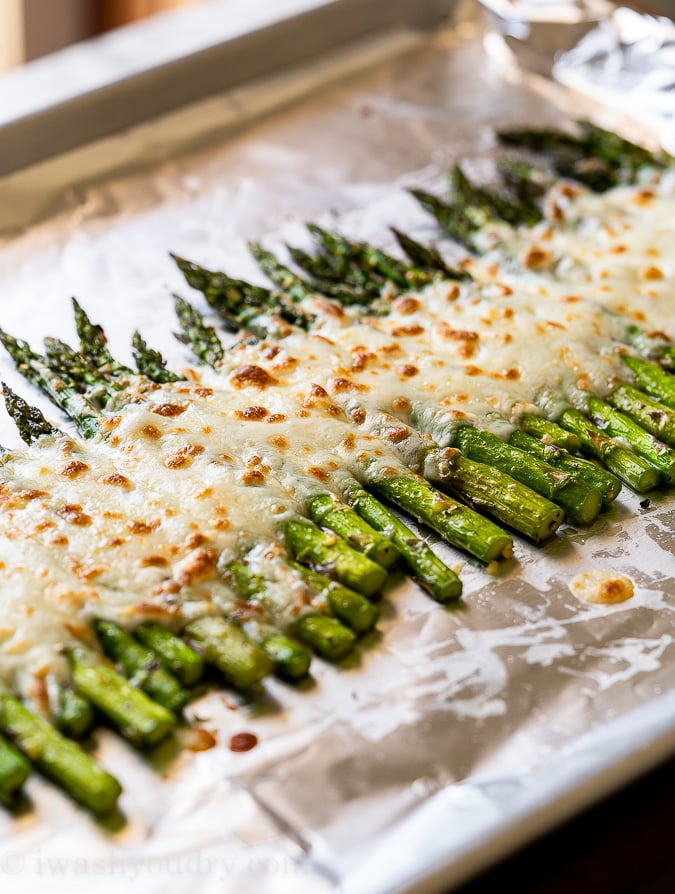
1, 172, 674, 690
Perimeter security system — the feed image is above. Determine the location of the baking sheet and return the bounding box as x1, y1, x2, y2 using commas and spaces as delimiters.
0, 2, 674, 892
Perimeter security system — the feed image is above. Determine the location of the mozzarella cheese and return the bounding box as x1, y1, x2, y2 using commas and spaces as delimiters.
0, 169, 673, 690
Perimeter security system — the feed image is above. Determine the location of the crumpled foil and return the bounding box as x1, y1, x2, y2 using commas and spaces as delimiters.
481, 0, 675, 151
0, 3, 674, 893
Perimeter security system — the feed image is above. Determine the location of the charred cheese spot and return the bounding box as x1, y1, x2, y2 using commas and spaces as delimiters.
57, 505, 92, 526
165, 445, 205, 469
230, 365, 276, 389
60, 460, 89, 478
570, 569, 635, 605
391, 323, 424, 337
128, 520, 161, 535
234, 406, 269, 420
99, 473, 131, 488
397, 364, 419, 378
173, 548, 218, 587
153, 403, 187, 417
139, 556, 169, 568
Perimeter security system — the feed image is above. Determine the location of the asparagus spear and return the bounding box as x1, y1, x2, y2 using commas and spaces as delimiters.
2, 383, 57, 443
307, 492, 399, 569
451, 426, 602, 527
339, 477, 463, 602
72, 298, 133, 378
451, 165, 541, 226
518, 413, 581, 453
409, 189, 479, 251
287, 560, 379, 634
390, 227, 469, 280
131, 332, 185, 383
182, 616, 273, 688
359, 411, 562, 543
508, 430, 621, 505
582, 394, 675, 484
54, 686, 95, 739
0, 330, 101, 438
248, 242, 326, 303
360, 459, 515, 560
226, 561, 356, 662
93, 620, 190, 713
69, 649, 177, 748
557, 408, 659, 493
237, 622, 311, 682
609, 383, 675, 448
0, 733, 31, 807
622, 355, 675, 409
306, 224, 383, 295
133, 623, 205, 686
284, 518, 387, 597
285, 244, 376, 304
0, 688, 121, 814
173, 294, 226, 367
172, 253, 313, 334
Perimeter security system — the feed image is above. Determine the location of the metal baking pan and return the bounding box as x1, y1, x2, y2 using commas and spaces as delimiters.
0, 2, 674, 892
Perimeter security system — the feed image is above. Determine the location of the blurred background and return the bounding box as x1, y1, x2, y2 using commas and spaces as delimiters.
0, 0, 199, 72
1, 1, 673, 74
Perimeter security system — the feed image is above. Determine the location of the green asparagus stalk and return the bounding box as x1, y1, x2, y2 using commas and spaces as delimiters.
0, 733, 31, 806
226, 561, 356, 661
496, 123, 665, 190
390, 227, 470, 280
54, 687, 95, 739
306, 224, 382, 294
609, 383, 675, 448
362, 462, 514, 561
0, 688, 121, 814
0, 330, 101, 438
248, 242, 325, 303
432, 451, 562, 543
307, 492, 399, 569
451, 165, 542, 226
287, 560, 379, 634
43, 337, 100, 389
518, 413, 581, 453
356, 407, 563, 543
284, 518, 387, 597
557, 408, 659, 493
508, 430, 621, 504
285, 244, 375, 304
622, 355, 675, 409
72, 298, 133, 378
133, 624, 205, 686
582, 394, 675, 484
69, 649, 177, 748
339, 476, 462, 602
2, 383, 57, 443
182, 616, 273, 688
131, 332, 185, 383
93, 620, 189, 713
452, 426, 602, 527
172, 254, 313, 333
409, 189, 479, 250
623, 327, 675, 371
173, 294, 226, 367
239, 623, 311, 681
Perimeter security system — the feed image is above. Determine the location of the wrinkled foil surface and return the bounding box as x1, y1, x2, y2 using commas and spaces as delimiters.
0, 3, 674, 892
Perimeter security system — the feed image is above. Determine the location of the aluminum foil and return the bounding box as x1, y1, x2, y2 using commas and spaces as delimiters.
0, 3, 674, 892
